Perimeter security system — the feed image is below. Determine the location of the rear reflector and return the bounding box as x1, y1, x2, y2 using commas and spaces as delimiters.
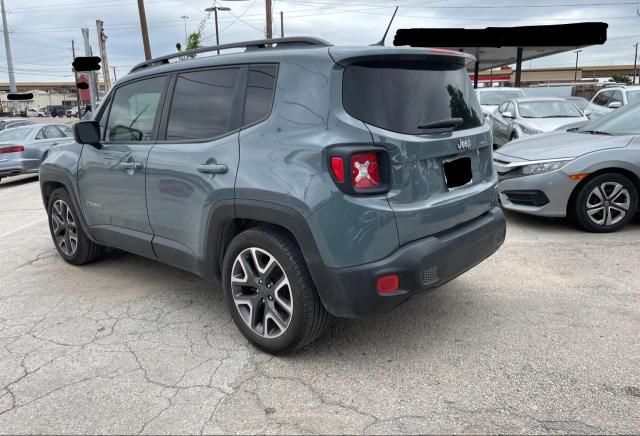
0, 145, 24, 154
351, 152, 380, 189
330, 156, 345, 183
376, 274, 399, 295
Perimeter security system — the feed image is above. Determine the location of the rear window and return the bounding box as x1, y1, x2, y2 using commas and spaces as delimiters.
343, 60, 482, 135
0, 126, 33, 141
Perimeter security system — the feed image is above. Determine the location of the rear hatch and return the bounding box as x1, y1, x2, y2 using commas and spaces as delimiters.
332, 48, 496, 244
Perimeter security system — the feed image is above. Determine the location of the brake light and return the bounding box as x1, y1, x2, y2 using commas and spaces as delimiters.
0, 145, 24, 154
330, 156, 345, 183
427, 48, 462, 55
351, 152, 380, 189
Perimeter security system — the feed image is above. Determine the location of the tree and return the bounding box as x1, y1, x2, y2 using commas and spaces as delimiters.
184, 14, 211, 55
609, 75, 631, 84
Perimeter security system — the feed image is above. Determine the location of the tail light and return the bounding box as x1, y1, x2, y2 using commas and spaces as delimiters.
328, 146, 389, 195
0, 145, 24, 154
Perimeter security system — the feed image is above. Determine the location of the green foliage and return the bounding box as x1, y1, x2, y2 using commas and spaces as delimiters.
185, 13, 211, 56
609, 75, 631, 84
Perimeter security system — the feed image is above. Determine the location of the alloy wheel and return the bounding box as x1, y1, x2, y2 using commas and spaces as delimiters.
230, 247, 293, 338
585, 181, 631, 226
51, 199, 78, 256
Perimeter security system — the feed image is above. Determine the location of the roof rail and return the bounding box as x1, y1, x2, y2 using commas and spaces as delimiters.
129, 36, 332, 73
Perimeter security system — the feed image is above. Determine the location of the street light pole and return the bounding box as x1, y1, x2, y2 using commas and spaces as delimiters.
205, 5, 231, 54
1, 0, 17, 113
180, 15, 189, 45
574, 49, 582, 82
633, 42, 638, 85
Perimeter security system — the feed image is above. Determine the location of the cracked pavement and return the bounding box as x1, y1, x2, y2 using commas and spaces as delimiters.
1, 174, 639, 434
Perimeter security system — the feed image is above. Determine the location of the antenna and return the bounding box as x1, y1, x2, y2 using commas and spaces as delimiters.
370, 6, 398, 46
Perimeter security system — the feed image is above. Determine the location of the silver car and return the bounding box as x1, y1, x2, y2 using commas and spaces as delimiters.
0, 124, 73, 182
475, 87, 525, 117
494, 102, 640, 232
490, 97, 589, 148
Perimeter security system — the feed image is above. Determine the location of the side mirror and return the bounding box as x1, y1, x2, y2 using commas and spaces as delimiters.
502, 111, 514, 119
583, 109, 592, 117
608, 101, 622, 109
74, 121, 101, 148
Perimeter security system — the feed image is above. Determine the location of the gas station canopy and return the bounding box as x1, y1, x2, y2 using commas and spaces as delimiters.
393, 23, 608, 87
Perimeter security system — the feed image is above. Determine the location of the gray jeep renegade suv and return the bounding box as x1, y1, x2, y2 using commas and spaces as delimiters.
40, 37, 506, 353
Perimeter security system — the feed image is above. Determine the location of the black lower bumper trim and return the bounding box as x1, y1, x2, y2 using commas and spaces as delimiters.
309, 207, 506, 318
503, 190, 550, 207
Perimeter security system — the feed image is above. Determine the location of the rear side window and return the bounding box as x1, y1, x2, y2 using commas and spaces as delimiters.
343, 60, 482, 135
166, 68, 241, 140
243, 65, 277, 126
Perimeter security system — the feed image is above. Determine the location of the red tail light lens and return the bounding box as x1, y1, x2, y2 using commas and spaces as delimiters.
330, 156, 345, 183
376, 274, 399, 295
0, 145, 24, 154
351, 152, 380, 189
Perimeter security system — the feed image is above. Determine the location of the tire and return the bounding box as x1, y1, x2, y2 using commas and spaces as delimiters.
569, 173, 638, 233
47, 188, 103, 264
222, 226, 330, 354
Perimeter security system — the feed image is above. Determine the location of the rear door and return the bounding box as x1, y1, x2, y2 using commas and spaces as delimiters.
77, 75, 167, 257
340, 55, 495, 244
146, 65, 249, 273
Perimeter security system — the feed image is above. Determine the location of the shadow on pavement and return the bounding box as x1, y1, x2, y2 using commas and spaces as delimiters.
0, 174, 39, 188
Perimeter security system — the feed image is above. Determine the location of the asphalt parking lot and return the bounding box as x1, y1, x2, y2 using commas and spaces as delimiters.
0, 174, 639, 434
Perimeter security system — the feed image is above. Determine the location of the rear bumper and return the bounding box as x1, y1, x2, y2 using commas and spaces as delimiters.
309, 207, 506, 318
0, 158, 38, 177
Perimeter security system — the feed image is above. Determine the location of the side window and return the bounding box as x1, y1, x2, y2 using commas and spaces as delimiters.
165, 67, 241, 141
57, 125, 73, 137
610, 90, 623, 104
43, 125, 66, 139
96, 98, 112, 140
597, 91, 611, 106
105, 76, 165, 142
35, 128, 46, 140
243, 64, 277, 126
498, 102, 509, 113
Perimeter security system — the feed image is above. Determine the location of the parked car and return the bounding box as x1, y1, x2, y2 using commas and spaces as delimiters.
0, 124, 73, 182
475, 87, 525, 116
494, 101, 640, 232
66, 106, 82, 118
490, 97, 589, 148
40, 38, 506, 353
564, 96, 590, 112
587, 86, 640, 120
45, 105, 68, 117
0, 118, 34, 131
26, 108, 47, 117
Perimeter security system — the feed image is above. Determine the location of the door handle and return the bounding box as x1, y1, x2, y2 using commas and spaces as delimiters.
119, 161, 143, 170
197, 163, 228, 175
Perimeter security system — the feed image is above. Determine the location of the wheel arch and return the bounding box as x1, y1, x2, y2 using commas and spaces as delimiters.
566, 167, 640, 216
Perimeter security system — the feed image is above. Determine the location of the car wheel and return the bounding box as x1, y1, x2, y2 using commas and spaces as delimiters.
570, 173, 638, 233
47, 188, 103, 264
222, 226, 330, 354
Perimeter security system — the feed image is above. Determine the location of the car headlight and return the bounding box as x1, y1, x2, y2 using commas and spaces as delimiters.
520, 159, 573, 175
520, 126, 543, 135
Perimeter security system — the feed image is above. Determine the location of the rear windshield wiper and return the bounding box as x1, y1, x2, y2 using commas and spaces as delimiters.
579, 130, 612, 135
417, 117, 464, 132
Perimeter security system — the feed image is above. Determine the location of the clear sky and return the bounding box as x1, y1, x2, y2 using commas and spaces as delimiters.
1, 0, 639, 83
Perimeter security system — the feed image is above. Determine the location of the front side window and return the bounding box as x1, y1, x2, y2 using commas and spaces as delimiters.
105, 76, 166, 142
166, 68, 241, 141
243, 65, 277, 126
610, 90, 623, 104
593, 91, 609, 106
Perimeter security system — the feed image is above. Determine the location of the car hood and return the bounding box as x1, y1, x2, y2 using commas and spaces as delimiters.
495, 131, 634, 161
517, 117, 588, 132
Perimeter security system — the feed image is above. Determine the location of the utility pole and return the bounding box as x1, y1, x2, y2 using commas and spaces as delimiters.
71, 40, 82, 119
205, 5, 230, 54
81, 28, 97, 110
265, 0, 273, 39
280, 11, 284, 38
574, 49, 582, 82
96, 20, 111, 91
1, 0, 17, 114
137, 0, 152, 60
634, 42, 638, 85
